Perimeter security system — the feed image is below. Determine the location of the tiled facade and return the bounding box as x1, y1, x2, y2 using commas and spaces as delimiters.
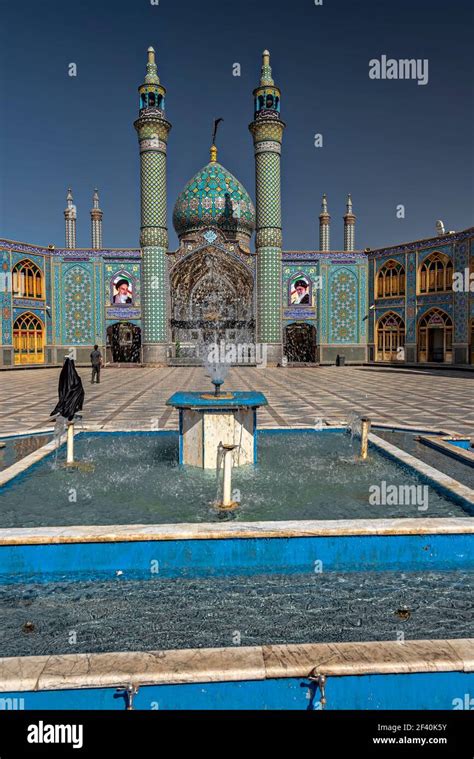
367, 230, 474, 366
1, 48, 472, 368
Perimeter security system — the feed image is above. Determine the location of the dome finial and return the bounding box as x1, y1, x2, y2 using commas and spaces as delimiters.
210, 118, 223, 163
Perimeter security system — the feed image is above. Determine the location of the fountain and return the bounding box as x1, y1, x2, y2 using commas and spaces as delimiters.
166, 340, 267, 469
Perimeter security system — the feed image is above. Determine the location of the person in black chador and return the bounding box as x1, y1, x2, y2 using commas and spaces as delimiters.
50, 357, 85, 422
90, 345, 102, 384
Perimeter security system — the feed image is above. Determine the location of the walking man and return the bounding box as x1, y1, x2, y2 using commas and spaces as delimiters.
90, 344, 103, 384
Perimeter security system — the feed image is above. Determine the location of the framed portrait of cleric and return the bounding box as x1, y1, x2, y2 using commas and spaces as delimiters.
289, 274, 312, 306
111, 274, 133, 305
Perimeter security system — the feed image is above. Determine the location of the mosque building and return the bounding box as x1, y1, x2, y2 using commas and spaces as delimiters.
1, 48, 473, 368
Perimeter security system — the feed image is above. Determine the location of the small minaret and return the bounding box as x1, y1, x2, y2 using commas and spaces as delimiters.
343, 194, 356, 251
319, 194, 330, 251
344, 193, 356, 250
64, 188, 77, 249
90, 189, 103, 249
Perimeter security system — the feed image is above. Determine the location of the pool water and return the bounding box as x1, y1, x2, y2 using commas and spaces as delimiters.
1, 570, 472, 657
376, 430, 474, 489
0, 434, 52, 472
0, 432, 469, 527
0, 432, 466, 527
449, 440, 472, 450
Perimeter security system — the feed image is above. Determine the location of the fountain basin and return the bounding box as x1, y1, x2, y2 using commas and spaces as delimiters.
0, 551, 472, 710
1, 429, 474, 526
166, 391, 267, 468
1, 426, 473, 710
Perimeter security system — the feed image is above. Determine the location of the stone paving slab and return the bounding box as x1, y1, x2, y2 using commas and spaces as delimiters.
0, 365, 473, 436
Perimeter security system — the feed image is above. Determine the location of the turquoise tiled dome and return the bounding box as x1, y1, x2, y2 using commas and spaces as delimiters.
173, 161, 255, 237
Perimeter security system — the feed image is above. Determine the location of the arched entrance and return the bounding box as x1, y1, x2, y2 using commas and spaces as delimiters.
376, 312, 405, 362
106, 322, 141, 363
284, 323, 316, 363
418, 308, 453, 363
13, 312, 44, 365
170, 247, 254, 360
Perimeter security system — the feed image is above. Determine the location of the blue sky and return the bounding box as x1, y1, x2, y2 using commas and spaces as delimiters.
0, 0, 472, 250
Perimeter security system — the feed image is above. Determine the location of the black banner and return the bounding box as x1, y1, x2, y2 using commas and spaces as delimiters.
0, 710, 472, 756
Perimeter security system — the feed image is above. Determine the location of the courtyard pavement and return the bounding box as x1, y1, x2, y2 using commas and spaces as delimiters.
0, 365, 473, 436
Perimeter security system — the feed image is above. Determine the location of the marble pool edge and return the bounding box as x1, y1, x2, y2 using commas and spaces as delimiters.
0, 517, 473, 546
419, 435, 474, 467
0, 638, 472, 693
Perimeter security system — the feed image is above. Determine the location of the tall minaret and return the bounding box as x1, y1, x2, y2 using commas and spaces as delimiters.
134, 46, 171, 364
64, 188, 77, 249
343, 194, 356, 251
249, 50, 285, 364
90, 189, 103, 249
319, 194, 330, 251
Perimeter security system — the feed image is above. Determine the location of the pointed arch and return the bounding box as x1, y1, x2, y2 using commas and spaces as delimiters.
170, 246, 254, 357
417, 307, 453, 363
13, 312, 45, 365
376, 311, 405, 362
12, 259, 44, 299
418, 252, 453, 294
376, 259, 405, 298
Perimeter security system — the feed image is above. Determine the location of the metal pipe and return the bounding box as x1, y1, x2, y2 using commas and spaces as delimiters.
66, 422, 74, 464
214, 443, 239, 510
115, 684, 139, 710
222, 445, 233, 506
309, 672, 327, 709
360, 416, 370, 460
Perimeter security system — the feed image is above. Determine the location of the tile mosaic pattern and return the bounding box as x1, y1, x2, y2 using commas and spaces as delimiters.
329, 268, 358, 343
140, 151, 167, 230
142, 246, 167, 342
254, 152, 282, 229
63, 265, 93, 344
454, 241, 469, 343
258, 247, 281, 342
